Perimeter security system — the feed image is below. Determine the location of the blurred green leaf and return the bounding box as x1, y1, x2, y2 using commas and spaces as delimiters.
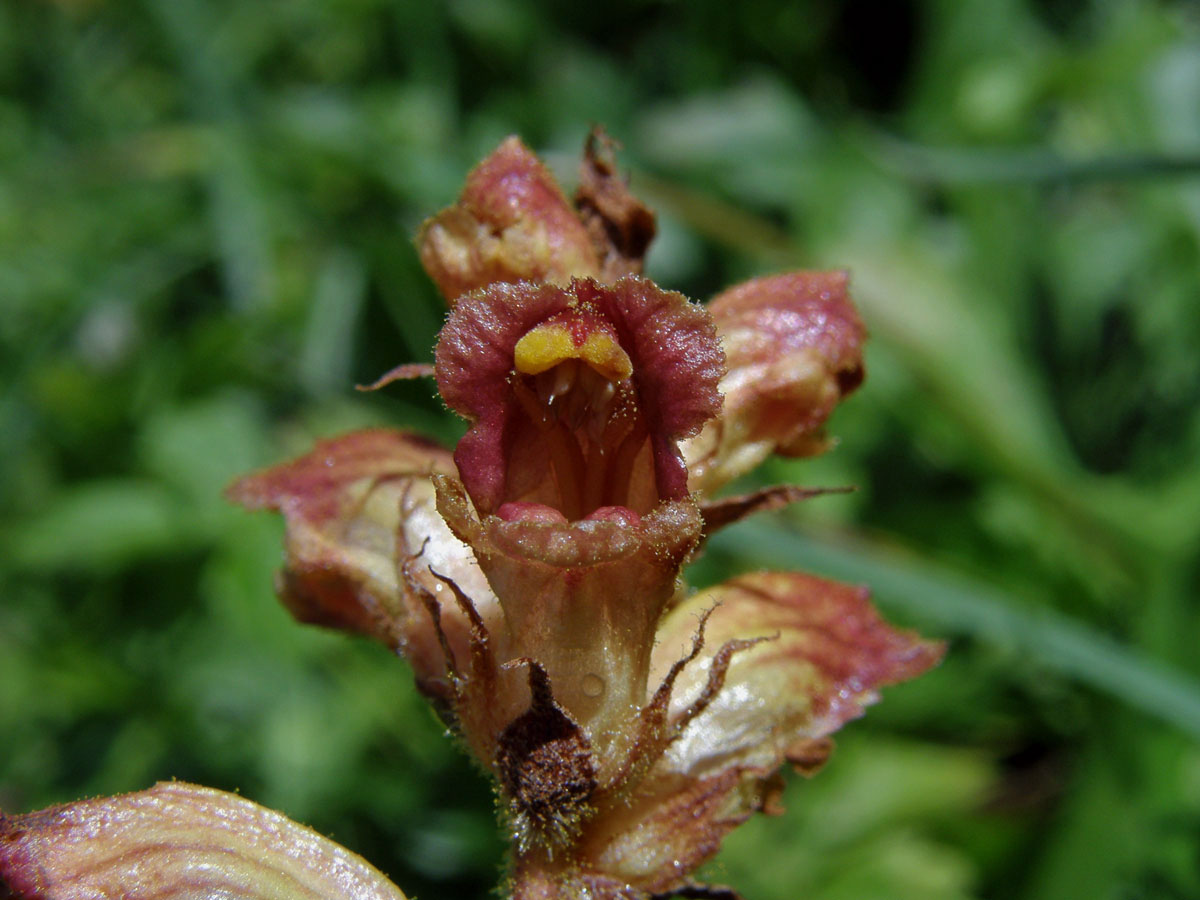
708, 736, 992, 900
8, 480, 190, 571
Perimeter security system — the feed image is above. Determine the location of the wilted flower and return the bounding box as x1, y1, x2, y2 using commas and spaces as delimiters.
1, 132, 941, 900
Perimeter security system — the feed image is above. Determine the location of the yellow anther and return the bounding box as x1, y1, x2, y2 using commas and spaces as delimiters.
514, 325, 576, 375
514, 323, 632, 381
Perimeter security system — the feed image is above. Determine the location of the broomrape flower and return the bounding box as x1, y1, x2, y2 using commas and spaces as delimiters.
0, 133, 941, 900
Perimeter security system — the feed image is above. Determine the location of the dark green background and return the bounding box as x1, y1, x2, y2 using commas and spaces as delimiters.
3, 1, 1200, 897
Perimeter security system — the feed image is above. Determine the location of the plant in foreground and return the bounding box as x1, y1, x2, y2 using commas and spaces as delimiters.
0, 133, 942, 900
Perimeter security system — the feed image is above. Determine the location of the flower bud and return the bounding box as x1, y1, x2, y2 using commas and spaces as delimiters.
418, 137, 602, 304
683, 270, 866, 495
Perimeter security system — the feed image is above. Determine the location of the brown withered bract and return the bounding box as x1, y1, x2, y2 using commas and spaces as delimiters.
496, 660, 598, 852
575, 128, 657, 280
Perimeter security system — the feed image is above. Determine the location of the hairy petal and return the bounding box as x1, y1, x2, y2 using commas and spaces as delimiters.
683, 271, 865, 495
226, 429, 499, 702
0, 782, 407, 900
418, 136, 601, 304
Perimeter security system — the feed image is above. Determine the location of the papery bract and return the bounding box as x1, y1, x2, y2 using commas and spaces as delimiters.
226, 429, 498, 705
548, 572, 942, 896
0, 782, 408, 900
651, 572, 942, 782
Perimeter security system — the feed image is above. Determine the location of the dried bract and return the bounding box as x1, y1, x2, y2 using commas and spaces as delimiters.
0, 783, 408, 900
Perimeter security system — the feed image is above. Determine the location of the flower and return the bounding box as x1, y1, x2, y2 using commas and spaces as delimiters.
683, 269, 867, 496
1, 132, 941, 900
431, 277, 723, 775
418, 132, 655, 303
227, 134, 942, 899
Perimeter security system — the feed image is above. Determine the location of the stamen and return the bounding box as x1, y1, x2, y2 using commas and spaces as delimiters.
512, 377, 551, 428
547, 423, 587, 521
538, 359, 579, 410
564, 384, 592, 431
591, 378, 616, 412
582, 439, 607, 515
583, 375, 616, 443
585, 404, 610, 445
511, 336, 648, 518
604, 417, 648, 510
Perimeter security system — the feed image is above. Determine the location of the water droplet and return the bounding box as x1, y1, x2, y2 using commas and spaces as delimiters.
581, 673, 605, 699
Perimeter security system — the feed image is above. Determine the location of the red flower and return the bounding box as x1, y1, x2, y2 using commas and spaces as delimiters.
225, 135, 941, 898
3, 133, 940, 900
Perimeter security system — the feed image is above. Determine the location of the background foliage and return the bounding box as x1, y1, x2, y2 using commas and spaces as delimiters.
3, 1, 1200, 898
